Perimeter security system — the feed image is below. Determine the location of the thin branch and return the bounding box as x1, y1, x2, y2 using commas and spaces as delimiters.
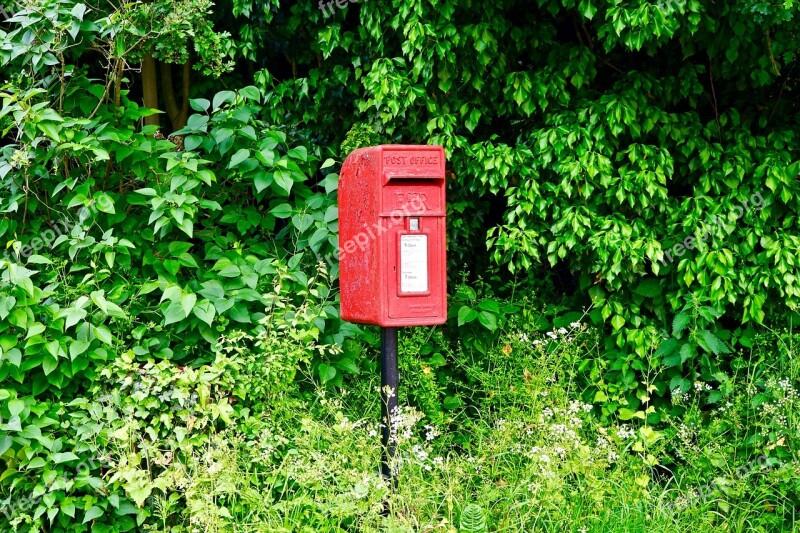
708, 55, 721, 138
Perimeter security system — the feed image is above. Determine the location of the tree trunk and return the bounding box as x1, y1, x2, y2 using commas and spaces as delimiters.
160, 59, 191, 132
141, 52, 160, 127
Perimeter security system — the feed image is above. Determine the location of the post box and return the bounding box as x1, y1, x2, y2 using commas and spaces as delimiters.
338, 145, 447, 326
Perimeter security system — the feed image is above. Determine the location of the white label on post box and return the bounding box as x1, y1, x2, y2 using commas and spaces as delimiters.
400, 234, 428, 293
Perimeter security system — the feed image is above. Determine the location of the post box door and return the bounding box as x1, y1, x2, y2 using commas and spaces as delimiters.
386, 217, 445, 320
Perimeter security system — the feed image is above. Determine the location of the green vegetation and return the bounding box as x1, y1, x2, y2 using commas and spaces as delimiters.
1, 0, 799, 530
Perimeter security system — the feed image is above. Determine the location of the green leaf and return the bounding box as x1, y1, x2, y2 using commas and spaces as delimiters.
634, 279, 661, 298
8, 398, 25, 417
270, 204, 293, 218
273, 169, 293, 195
239, 85, 261, 101
654, 338, 680, 358
70, 340, 91, 359
180, 292, 197, 316
52, 452, 80, 464
457, 305, 477, 326
82, 506, 103, 524
699, 329, 730, 355
27, 255, 52, 264
192, 300, 215, 326
335, 357, 359, 374
163, 300, 186, 326
95, 193, 115, 214
212, 90, 236, 110
288, 146, 308, 161
93, 325, 113, 345
578, 0, 597, 19
477, 310, 497, 332
318, 363, 336, 383
229, 148, 250, 168
254, 173, 273, 193
189, 98, 211, 112
672, 312, 691, 336
71, 3, 87, 20
459, 503, 487, 533
669, 376, 689, 394
443, 395, 462, 410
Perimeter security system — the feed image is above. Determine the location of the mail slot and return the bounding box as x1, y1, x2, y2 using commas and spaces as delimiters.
338, 145, 447, 326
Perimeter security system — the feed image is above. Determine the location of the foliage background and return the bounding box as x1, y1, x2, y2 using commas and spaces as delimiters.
0, 0, 799, 530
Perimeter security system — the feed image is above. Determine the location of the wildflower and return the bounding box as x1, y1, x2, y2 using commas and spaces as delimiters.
557, 327, 568, 335
424, 424, 440, 441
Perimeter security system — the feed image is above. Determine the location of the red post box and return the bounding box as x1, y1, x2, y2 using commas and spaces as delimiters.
338, 145, 447, 326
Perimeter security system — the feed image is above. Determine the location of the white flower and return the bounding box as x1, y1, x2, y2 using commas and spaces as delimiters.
557, 327, 568, 335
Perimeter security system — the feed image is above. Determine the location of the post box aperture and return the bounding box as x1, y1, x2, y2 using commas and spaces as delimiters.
339, 145, 447, 326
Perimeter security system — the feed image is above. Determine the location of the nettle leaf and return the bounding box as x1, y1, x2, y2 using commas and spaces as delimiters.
634, 279, 662, 298
669, 375, 691, 394
698, 329, 731, 355
672, 312, 690, 337
654, 338, 679, 359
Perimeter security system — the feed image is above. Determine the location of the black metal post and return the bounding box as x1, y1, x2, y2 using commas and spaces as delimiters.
380, 327, 399, 485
